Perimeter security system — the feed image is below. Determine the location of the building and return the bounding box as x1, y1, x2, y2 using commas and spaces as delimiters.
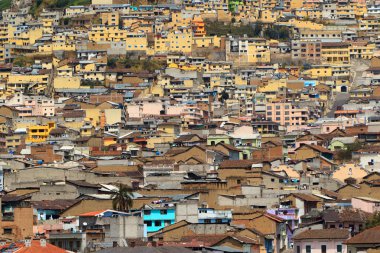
293, 229, 350, 253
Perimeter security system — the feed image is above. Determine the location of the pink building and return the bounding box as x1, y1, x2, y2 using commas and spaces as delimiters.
293, 228, 349, 253
319, 117, 358, 134
7, 93, 55, 117
352, 197, 380, 214
265, 103, 309, 129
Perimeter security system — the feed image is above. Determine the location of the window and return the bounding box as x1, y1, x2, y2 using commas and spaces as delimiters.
297, 246, 300, 253
3, 228, 12, 234
154, 221, 161, 226
306, 245, 311, 253
144, 210, 151, 215
160, 210, 167, 215
337, 245, 342, 253
205, 219, 211, 224
321, 245, 327, 253
145, 221, 152, 227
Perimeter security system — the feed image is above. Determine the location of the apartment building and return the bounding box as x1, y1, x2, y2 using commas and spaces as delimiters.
265, 102, 309, 128
226, 37, 271, 64
298, 29, 343, 42
292, 40, 322, 63
154, 28, 193, 54
321, 42, 350, 64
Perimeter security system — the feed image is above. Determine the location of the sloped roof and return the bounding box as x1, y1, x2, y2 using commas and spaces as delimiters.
345, 225, 380, 245
293, 228, 350, 240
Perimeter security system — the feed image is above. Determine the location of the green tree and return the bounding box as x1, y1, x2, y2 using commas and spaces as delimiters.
107, 58, 118, 68
253, 22, 263, 37
336, 141, 363, 161
365, 212, 380, 229
13, 56, 33, 67
220, 90, 229, 102
111, 184, 134, 212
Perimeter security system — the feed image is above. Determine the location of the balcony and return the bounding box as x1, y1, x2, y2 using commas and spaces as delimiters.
2, 215, 14, 221
198, 210, 232, 220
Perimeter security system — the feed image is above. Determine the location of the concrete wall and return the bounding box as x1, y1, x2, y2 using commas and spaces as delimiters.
103, 216, 144, 245
175, 200, 198, 223
4, 167, 131, 190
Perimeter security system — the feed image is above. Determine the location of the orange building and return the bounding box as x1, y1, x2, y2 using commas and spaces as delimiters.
191, 16, 206, 37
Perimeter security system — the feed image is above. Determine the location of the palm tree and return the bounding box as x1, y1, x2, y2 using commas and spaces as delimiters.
111, 184, 134, 212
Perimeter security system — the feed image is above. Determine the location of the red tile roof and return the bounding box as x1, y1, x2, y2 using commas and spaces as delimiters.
293, 229, 350, 240
345, 225, 380, 245
0, 239, 68, 253
79, 210, 108, 217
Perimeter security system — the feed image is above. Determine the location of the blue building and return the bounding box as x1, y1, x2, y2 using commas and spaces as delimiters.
142, 207, 175, 233
198, 208, 232, 224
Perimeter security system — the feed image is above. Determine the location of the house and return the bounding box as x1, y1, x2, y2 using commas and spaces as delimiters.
332, 164, 368, 184
291, 144, 334, 160
209, 234, 261, 253
344, 225, 380, 253
322, 208, 370, 234
329, 137, 358, 151
0, 196, 34, 241
0, 238, 69, 252
232, 213, 290, 253
293, 228, 350, 253
280, 193, 322, 221
148, 220, 235, 242
142, 205, 176, 233
351, 197, 380, 214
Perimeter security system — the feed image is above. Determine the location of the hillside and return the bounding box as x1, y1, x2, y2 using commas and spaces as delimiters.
0, 0, 12, 11
30, 0, 91, 16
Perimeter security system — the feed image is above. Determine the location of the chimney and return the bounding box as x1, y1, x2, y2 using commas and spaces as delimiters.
24, 237, 32, 247
40, 238, 47, 247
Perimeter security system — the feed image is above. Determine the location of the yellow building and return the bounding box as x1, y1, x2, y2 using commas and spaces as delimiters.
80, 122, 95, 137
321, 42, 350, 64
226, 38, 270, 65
354, 2, 367, 17
246, 39, 271, 64
154, 28, 193, 54
350, 42, 375, 59
7, 74, 49, 93
0, 23, 9, 46
359, 18, 380, 34
284, 0, 303, 10
258, 79, 287, 100
8, 27, 43, 46
302, 65, 333, 79
294, 9, 322, 19
336, 3, 355, 19
42, 19, 54, 34
38, 42, 76, 53
53, 76, 81, 89
89, 26, 148, 52
287, 19, 324, 30
101, 12, 119, 26
26, 122, 55, 143
193, 36, 221, 49
259, 9, 280, 23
